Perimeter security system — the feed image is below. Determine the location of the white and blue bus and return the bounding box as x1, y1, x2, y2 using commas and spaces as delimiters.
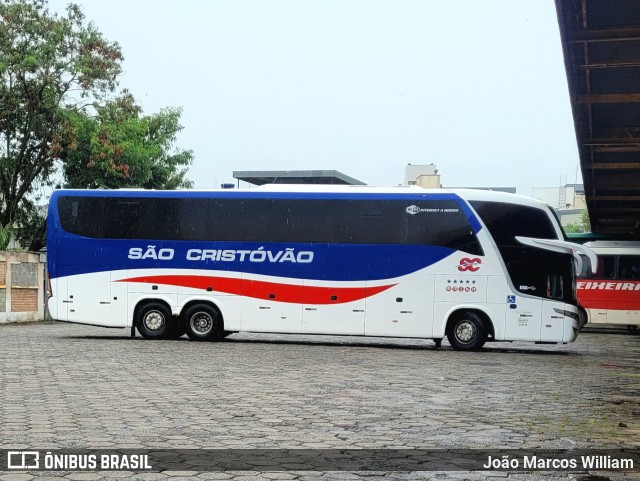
46, 186, 595, 350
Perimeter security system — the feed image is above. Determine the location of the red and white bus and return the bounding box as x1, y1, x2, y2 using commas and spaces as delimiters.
577, 240, 640, 329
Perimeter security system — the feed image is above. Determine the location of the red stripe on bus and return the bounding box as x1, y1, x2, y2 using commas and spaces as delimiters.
118, 275, 395, 304
577, 280, 640, 310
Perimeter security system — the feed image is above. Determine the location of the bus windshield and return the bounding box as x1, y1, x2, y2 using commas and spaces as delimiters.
470, 201, 576, 304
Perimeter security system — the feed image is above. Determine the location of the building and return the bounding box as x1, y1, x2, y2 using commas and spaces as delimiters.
405, 164, 441, 188
233, 170, 366, 187
532, 184, 587, 227
405, 164, 515, 193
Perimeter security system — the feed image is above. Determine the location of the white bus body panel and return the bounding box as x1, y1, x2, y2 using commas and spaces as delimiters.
607, 309, 640, 326
505, 296, 542, 341
242, 275, 303, 334
302, 300, 365, 335
587, 308, 608, 325
486, 276, 508, 339
540, 300, 565, 342
66, 272, 111, 326
110, 271, 129, 327
50, 277, 66, 321
365, 275, 434, 338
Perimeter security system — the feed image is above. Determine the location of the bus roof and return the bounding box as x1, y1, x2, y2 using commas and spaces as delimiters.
50, 186, 549, 209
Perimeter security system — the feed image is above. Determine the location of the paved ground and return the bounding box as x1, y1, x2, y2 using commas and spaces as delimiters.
0, 322, 639, 480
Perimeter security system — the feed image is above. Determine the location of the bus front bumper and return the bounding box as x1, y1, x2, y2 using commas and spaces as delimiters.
561, 306, 586, 343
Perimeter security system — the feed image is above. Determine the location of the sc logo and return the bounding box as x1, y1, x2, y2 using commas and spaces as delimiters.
457, 258, 482, 272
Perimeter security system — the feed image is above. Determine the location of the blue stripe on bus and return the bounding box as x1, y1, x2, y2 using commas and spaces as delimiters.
47, 239, 458, 281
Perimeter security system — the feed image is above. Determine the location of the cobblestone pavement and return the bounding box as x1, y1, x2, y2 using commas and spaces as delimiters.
0, 322, 639, 481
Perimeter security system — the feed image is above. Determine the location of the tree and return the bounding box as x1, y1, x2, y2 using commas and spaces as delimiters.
0, 0, 123, 230
564, 209, 591, 234
59, 91, 193, 189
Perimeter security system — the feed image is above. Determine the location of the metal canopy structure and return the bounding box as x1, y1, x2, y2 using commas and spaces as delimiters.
233, 170, 366, 186
555, 0, 640, 237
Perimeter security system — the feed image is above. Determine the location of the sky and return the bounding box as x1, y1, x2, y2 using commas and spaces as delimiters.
48, 0, 582, 195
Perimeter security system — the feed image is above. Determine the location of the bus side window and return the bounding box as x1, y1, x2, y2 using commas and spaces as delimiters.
546, 274, 564, 300
105, 201, 142, 239
597, 255, 616, 279
618, 255, 640, 280
58, 197, 105, 237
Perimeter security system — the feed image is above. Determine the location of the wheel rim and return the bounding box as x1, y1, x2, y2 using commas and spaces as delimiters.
190, 312, 214, 335
455, 320, 476, 343
143, 310, 165, 332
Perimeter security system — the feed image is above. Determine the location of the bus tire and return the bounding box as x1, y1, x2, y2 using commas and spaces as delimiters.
136, 302, 171, 340
446, 311, 487, 351
184, 304, 223, 341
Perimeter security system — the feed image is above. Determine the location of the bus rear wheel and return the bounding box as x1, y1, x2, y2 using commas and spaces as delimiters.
447, 311, 487, 351
184, 304, 223, 341
137, 302, 172, 340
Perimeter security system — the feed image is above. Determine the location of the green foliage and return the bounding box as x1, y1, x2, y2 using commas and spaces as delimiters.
0, 0, 194, 249
0, 0, 122, 226
0, 224, 13, 250
564, 210, 591, 234
13, 196, 46, 250
59, 91, 193, 189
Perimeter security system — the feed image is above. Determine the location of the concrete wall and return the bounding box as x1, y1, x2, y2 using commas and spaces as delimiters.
0, 251, 45, 324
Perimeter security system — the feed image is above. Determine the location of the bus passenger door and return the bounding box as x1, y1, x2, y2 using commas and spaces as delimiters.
504, 294, 541, 341
110, 271, 129, 327
302, 282, 365, 335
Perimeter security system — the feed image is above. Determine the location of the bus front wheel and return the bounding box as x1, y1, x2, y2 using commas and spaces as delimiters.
184, 304, 223, 341
446, 311, 487, 351
136, 302, 172, 340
